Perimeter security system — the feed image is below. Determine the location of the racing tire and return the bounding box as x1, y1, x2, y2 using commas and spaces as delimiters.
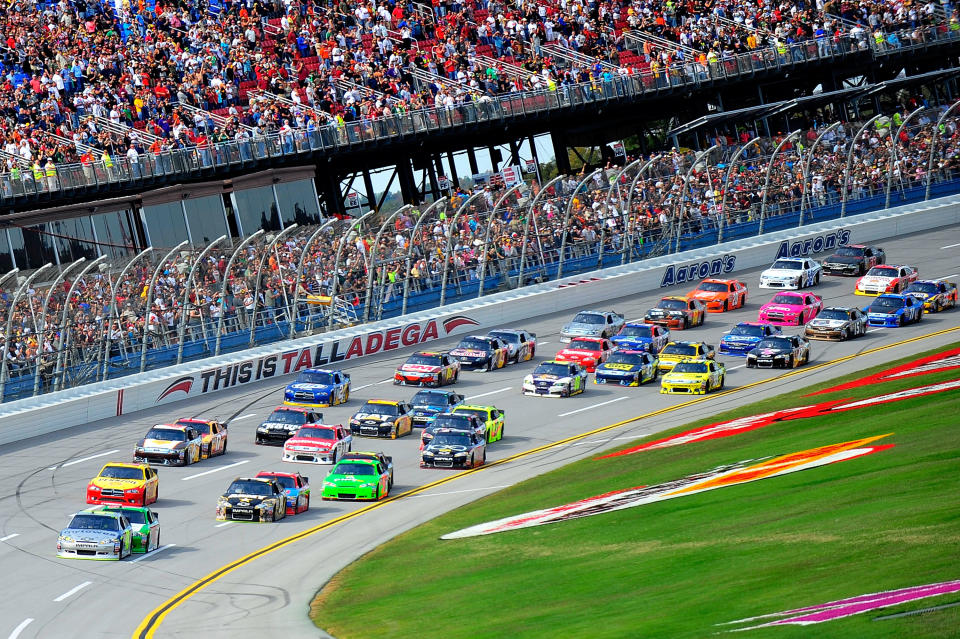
332, 450, 339, 465
796, 315, 803, 327
221, 439, 227, 456
841, 328, 849, 341
343, 387, 350, 403
723, 301, 728, 312
486, 359, 493, 372
303, 495, 310, 513
814, 273, 820, 286
897, 315, 904, 327
787, 355, 795, 368
392, 424, 399, 439
374, 487, 381, 501
718, 375, 725, 390
858, 264, 865, 276
916, 311, 923, 323
141, 492, 148, 507
634, 373, 641, 386
453, 371, 459, 383
680, 317, 688, 330
155, 530, 160, 552
264, 510, 274, 523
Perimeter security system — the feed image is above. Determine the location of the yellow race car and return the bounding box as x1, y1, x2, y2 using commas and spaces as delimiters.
657, 341, 716, 372
86, 462, 159, 507
660, 359, 726, 395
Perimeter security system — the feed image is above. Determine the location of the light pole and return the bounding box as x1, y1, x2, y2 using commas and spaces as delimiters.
175, 235, 229, 365
759, 130, 802, 235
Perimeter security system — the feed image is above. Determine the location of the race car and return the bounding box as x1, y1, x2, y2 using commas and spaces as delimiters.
420, 412, 486, 448
804, 307, 868, 341
821, 244, 886, 276
282, 423, 353, 464
904, 279, 958, 313
560, 310, 626, 342
57, 509, 135, 560
758, 291, 822, 326
554, 337, 616, 373
98, 505, 161, 554
341, 451, 394, 489
594, 350, 659, 386
486, 329, 537, 362
452, 404, 505, 443
449, 335, 509, 371
255, 406, 323, 446
86, 462, 159, 507
321, 457, 392, 500
420, 428, 487, 469
133, 424, 203, 466
611, 322, 670, 354
759, 258, 823, 289
644, 296, 706, 330
746, 335, 811, 368
522, 360, 588, 397
174, 418, 227, 459
394, 351, 460, 386
659, 359, 726, 395
719, 322, 783, 356
255, 471, 311, 515
864, 294, 924, 327
657, 341, 716, 373
855, 264, 919, 296
349, 399, 415, 438
409, 390, 465, 426
282, 368, 351, 407
216, 477, 287, 522
687, 278, 748, 312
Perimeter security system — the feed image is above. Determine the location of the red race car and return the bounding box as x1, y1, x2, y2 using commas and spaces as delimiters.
255, 471, 311, 515
554, 337, 616, 373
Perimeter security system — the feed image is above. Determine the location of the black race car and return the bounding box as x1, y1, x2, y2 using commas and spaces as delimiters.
215, 477, 287, 522
822, 244, 886, 276
420, 428, 487, 469
448, 335, 510, 371
420, 412, 485, 447
746, 335, 811, 369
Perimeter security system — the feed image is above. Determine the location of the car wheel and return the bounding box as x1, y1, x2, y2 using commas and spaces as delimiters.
264, 509, 273, 523
343, 387, 350, 403
303, 494, 310, 512
723, 301, 728, 312
897, 315, 904, 327
814, 273, 820, 285
529, 346, 536, 360
787, 355, 795, 368
221, 439, 227, 456
718, 375, 725, 390
374, 487, 381, 501
680, 317, 688, 330
634, 373, 641, 386
332, 450, 338, 464
155, 530, 160, 552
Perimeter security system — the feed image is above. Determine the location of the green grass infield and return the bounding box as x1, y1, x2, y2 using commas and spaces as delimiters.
310, 343, 960, 639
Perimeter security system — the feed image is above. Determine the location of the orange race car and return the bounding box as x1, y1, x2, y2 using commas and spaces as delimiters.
687, 279, 748, 312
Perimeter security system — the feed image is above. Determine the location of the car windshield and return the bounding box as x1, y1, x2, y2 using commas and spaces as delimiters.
905, 282, 939, 295
729, 325, 764, 337
297, 427, 336, 440
695, 281, 728, 292
259, 475, 296, 490
771, 260, 803, 270
567, 339, 602, 351
871, 297, 904, 310
411, 391, 450, 405
617, 325, 652, 338
757, 338, 791, 349
835, 246, 864, 256
454, 408, 488, 420
488, 331, 519, 344
662, 344, 697, 356
657, 299, 686, 310
818, 309, 851, 320
430, 433, 472, 447
145, 428, 185, 441
333, 463, 374, 476
99, 466, 144, 480
605, 353, 643, 365
455, 338, 491, 350
68, 514, 120, 531
406, 354, 443, 366
296, 371, 334, 385
771, 294, 800, 305
868, 267, 898, 277
226, 480, 272, 496
672, 362, 707, 373
266, 409, 306, 425
571, 312, 603, 324
360, 402, 398, 415
109, 508, 146, 525
430, 415, 474, 430
177, 420, 211, 434
534, 363, 571, 376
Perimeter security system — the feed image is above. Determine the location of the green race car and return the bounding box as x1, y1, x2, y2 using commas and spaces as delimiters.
98, 505, 161, 553
452, 404, 505, 443
321, 458, 392, 501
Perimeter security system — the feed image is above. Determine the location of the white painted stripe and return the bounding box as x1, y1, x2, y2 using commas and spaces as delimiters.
466, 387, 512, 400
7, 618, 33, 639
557, 396, 628, 417
538, 341, 551, 346
728, 364, 747, 370
352, 383, 373, 391
939, 273, 959, 279
940, 242, 960, 249
181, 460, 249, 481
53, 581, 91, 602
214, 521, 233, 528
570, 436, 639, 447
413, 485, 511, 497
0, 534, 19, 542
231, 414, 257, 422
375, 378, 394, 384
131, 544, 176, 562
59, 450, 121, 469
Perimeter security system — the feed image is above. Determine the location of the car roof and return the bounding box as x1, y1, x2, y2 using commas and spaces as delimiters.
610, 349, 647, 355
822, 306, 856, 311
234, 477, 274, 484
76, 509, 124, 519
460, 335, 493, 341
297, 423, 338, 430
734, 321, 767, 326
343, 451, 384, 458
365, 399, 400, 405
100, 504, 150, 513
101, 462, 148, 470
150, 424, 189, 431
661, 296, 689, 301
432, 427, 474, 434
874, 294, 909, 299
541, 359, 574, 365
334, 458, 378, 466
665, 340, 702, 346
174, 418, 210, 425
667, 358, 712, 365
301, 368, 339, 374
872, 263, 907, 269
696, 278, 739, 285
622, 321, 655, 327
411, 389, 456, 396
271, 405, 314, 413
912, 279, 945, 284
566, 336, 605, 343
413, 351, 443, 356
255, 471, 301, 479
455, 404, 495, 411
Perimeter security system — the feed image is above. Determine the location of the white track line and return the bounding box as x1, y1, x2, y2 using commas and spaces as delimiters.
939, 273, 958, 279
571, 436, 639, 447
413, 485, 511, 497
0, 534, 19, 542
214, 522, 233, 528
53, 581, 91, 602
181, 460, 249, 481
728, 364, 747, 370
7, 618, 33, 639
558, 397, 628, 417
231, 414, 257, 422
352, 383, 374, 391
940, 242, 960, 250
538, 341, 551, 346
466, 387, 512, 400
375, 378, 394, 384
50, 449, 121, 470
131, 544, 176, 562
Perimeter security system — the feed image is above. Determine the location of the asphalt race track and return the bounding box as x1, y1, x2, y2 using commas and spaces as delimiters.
1, 224, 958, 639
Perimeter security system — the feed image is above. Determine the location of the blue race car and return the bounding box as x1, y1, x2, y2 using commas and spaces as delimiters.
864, 294, 924, 327
594, 350, 659, 386
283, 368, 351, 408
719, 322, 783, 356
611, 322, 670, 354
409, 389, 465, 426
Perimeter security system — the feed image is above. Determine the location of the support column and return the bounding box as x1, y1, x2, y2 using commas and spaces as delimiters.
319, 167, 345, 217
552, 131, 570, 175
397, 157, 419, 205
447, 151, 460, 187
426, 160, 441, 202
466, 147, 479, 175
362, 169, 376, 212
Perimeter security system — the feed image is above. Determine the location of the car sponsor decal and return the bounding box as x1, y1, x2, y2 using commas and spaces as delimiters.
806, 347, 960, 396
721, 580, 960, 631
156, 376, 194, 402
441, 435, 893, 539
774, 229, 850, 259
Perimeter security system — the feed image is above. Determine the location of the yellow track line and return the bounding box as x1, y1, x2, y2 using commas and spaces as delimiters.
134, 325, 959, 638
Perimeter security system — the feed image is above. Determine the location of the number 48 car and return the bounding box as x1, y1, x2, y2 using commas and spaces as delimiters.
594, 350, 659, 386
522, 361, 588, 397
904, 279, 958, 313
216, 477, 287, 522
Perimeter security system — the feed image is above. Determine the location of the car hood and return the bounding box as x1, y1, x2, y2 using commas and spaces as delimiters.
662, 373, 706, 383
808, 318, 847, 327
424, 444, 469, 454
284, 437, 334, 448
597, 363, 639, 372
326, 474, 373, 484
557, 349, 599, 358
563, 322, 601, 332
751, 348, 789, 356
259, 421, 300, 430
763, 268, 803, 278
761, 304, 802, 312
647, 307, 684, 316
221, 493, 270, 506
286, 383, 334, 393
59, 527, 120, 541
825, 255, 861, 264
527, 374, 571, 382
398, 364, 441, 373
139, 438, 184, 450
868, 306, 901, 315
860, 275, 894, 285
352, 412, 396, 422
721, 334, 761, 342
449, 348, 489, 357
90, 477, 144, 490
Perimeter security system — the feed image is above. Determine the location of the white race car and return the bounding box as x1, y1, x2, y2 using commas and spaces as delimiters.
759, 258, 822, 290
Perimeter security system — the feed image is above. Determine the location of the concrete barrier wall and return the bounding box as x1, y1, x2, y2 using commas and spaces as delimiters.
1, 195, 957, 445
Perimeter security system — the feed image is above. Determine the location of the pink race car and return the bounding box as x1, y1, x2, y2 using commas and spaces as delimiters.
758, 291, 823, 326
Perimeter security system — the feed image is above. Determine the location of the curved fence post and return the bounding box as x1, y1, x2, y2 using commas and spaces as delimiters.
926, 101, 960, 201
759, 130, 802, 235
717, 138, 762, 243
798, 121, 841, 227
176, 235, 229, 365
402, 197, 447, 316
607, 159, 643, 268
32, 258, 87, 396
478, 184, 523, 298
101, 247, 154, 382
557, 169, 603, 281
139, 241, 188, 373
885, 106, 926, 210
328, 210, 378, 331
245, 223, 301, 346
439, 192, 486, 307
364, 206, 410, 323
287, 219, 338, 341
518, 174, 566, 288
0, 265, 52, 402
212, 229, 264, 356
52, 257, 107, 392
622, 155, 661, 264
840, 114, 884, 218
675, 145, 720, 253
